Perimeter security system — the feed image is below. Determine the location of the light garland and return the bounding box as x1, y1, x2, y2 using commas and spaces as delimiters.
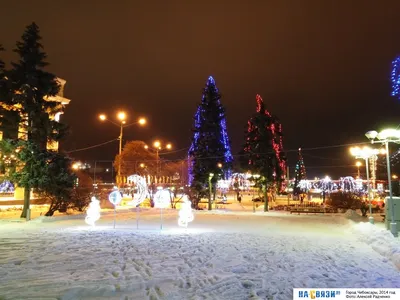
391, 56, 400, 99
178, 195, 194, 227
85, 196, 101, 226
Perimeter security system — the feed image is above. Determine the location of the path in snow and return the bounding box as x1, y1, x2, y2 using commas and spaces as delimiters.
0, 211, 399, 300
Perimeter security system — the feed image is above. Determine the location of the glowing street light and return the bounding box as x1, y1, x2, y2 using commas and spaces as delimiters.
144, 140, 173, 176
366, 128, 400, 237
350, 146, 384, 224
98, 111, 147, 186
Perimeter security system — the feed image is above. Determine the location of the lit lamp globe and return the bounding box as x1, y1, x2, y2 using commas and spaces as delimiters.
166, 143, 172, 150
154, 141, 161, 149
365, 131, 378, 140
117, 112, 126, 121
138, 118, 146, 125
99, 114, 106, 121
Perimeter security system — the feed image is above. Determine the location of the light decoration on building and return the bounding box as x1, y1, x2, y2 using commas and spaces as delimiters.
178, 195, 194, 227
188, 76, 233, 184
391, 56, 400, 99
85, 196, 101, 226
127, 174, 148, 206
154, 189, 172, 208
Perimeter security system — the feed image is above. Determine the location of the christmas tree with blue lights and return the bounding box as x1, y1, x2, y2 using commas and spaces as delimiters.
293, 148, 306, 196
188, 76, 233, 203
391, 56, 400, 99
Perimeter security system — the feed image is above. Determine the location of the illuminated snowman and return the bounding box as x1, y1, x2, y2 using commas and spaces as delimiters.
178, 195, 194, 227
85, 196, 101, 226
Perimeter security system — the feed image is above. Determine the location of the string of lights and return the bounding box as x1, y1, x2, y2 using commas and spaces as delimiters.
391, 56, 400, 99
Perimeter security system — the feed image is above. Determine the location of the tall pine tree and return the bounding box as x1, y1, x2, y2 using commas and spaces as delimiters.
241, 94, 286, 211
8, 23, 68, 218
293, 148, 306, 196
188, 76, 233, 208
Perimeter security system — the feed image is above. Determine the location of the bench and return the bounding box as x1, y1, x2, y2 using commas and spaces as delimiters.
290, 207, 325, 215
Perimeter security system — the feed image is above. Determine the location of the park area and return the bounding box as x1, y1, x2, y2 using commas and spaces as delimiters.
1, 201, 400, 300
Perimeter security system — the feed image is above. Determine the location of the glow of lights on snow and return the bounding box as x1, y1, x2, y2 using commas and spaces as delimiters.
85, 196, 101, 226
127, 174, 148, 206
154, 189, 172, 209
178, 195, 194, 227
108, 190, 122, 206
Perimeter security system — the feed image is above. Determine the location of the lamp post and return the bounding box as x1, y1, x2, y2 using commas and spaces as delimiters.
356, 161, 362, 178
350, 146, 384, 224
208, 173, 214, 211
144, 140, 172, 177
99, 112, 146, 186
365, 129, 400, 237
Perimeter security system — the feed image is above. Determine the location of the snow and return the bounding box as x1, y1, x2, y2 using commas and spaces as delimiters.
350, 221, 400, 270
0, 209, 400, 300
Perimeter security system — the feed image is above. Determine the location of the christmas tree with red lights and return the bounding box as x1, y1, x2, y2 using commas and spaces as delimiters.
241, 94, 286, 211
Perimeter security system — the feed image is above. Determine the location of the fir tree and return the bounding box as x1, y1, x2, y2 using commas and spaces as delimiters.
293, 148, 306, 196
11, 22, 65, 148
188, 76, 233, 209
8, 23, 68, 218
241, 94, 286, 211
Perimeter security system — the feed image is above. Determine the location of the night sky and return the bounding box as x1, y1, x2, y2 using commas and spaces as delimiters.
1, 1, 400, 178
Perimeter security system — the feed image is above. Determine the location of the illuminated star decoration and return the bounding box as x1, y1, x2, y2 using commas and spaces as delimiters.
178, 195, 194, 227
85, 196, 101, 226
391, 56, 400, 99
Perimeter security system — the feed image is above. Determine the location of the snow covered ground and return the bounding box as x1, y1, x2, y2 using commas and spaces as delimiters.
0, 209, 400, 300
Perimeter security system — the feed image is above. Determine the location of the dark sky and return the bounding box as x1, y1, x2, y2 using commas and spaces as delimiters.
1, 0, 400, 178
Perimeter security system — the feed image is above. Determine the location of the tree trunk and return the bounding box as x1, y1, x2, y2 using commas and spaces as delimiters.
20, 187, 30, 218
263, 189, 269, 212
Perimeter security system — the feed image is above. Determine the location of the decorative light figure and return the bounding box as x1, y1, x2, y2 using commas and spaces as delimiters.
127, 174, 148, 206
178, 195, 194, 227
85, 196, 101, 226
108, 190, 122, 206
391, 56, 400, 99
154, 189, 172, 208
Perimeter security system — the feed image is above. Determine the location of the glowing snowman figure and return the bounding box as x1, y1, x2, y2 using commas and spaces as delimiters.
178, 196, 194, 227
85, 196, 101, 226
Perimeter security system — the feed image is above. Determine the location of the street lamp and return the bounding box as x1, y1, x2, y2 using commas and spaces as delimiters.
144, 140, 172, 176
366, 128, 400, 237
99, 112, 147, 186
209, 173, 214, 211
355, 161, 362, 178
350, 146, 384, 224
